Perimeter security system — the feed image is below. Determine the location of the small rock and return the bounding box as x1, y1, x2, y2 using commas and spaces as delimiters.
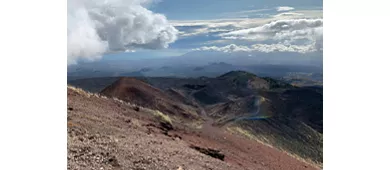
190, 145, 225, 161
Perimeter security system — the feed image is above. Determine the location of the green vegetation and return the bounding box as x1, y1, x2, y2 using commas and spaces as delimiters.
231, 120, 323, 168
153, 110, 172, 125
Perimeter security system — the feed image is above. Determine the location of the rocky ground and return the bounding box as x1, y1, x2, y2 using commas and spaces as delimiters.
68, 86, 239, 170
67, 86, 320, 170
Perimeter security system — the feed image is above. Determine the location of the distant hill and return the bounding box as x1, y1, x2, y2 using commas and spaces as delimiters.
100, 77, 201, 120
68, 61, 322, 80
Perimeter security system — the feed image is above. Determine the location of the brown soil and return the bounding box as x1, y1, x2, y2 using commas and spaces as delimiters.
68, 87, 238, 170
100, 77, 200, 120
68, 86, 320, 170
176, 119, 319, 170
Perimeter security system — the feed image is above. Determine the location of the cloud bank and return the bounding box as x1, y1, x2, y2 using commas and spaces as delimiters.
67, 0, 178, 65
172, 10, 323, 42
276, 6, 295, 12
220, 18, 322, 41
193, 43, 316, 53
219, 18, 323, 51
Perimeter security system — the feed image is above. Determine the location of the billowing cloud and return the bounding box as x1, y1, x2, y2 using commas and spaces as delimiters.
276, 6, 295, 12
193, 43, 316, 53
67, 0, 178, 65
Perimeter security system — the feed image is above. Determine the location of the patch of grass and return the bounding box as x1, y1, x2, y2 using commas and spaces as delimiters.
228, 124, 322, 168
227, 127, 272, 147
153, 110, 172, 125
68, 85, 108, 99
187, 121, 203, 129
231, 127, 257, 140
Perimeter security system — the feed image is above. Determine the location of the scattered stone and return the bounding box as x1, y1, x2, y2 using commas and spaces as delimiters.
173, 134, 182, 139
190, 145, 225, 161
107, 156, 120, 167
160, 121, 173, 131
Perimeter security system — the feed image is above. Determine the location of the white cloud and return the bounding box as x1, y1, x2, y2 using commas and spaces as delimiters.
251, 43, 316, 53
276, 6, 295, 12
273, 12, 304, 17
194, 44, 251, 53
172, 18, 276, 39
293, 10, 323, 18
171, 10, 322, 39
172, 19, 251, 28
227, 8, 272, 15
193, 43, 316, 53
178, 27, 236, 37
219, 18, 323, 51
201, 39, 232, 45
220, 18, 322, 40
177, 27, 209, 37
67, 0, 178, 65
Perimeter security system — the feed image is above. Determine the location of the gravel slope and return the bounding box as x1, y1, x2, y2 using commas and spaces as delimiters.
67, 86, 320, 170
67, 87, 239, 170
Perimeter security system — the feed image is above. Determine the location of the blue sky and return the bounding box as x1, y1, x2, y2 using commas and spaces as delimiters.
150, 0, 322, 20
100, 0, 323, 61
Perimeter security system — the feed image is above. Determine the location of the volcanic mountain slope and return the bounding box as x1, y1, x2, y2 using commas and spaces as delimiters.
201, 73, 322, 165
208, 89, 323, 165
68, 85, 320, 170
68, 70, 323, 167
100, 77, 201, 120
68, 77, 120, 93
67, 86, 240, 170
